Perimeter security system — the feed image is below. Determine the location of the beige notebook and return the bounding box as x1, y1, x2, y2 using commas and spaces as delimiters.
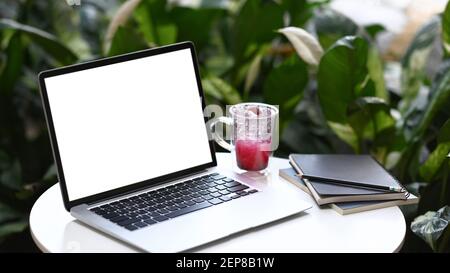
330, 195, 419, 215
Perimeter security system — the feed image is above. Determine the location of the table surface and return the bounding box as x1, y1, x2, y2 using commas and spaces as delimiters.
30, 153, 406, 253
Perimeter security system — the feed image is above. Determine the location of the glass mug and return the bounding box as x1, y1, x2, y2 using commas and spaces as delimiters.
210, 103, 279, 172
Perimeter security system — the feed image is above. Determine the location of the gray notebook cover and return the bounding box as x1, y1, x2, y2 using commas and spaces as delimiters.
289, 154, 403, 190
281, 167, 385, 196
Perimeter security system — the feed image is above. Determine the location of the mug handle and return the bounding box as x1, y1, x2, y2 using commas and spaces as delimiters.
210, 117, 233, 152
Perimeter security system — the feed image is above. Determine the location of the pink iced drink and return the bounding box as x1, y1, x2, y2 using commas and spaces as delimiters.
235, 139, 271, 171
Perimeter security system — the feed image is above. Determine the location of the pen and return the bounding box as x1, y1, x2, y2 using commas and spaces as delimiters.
294, 174, 405, 193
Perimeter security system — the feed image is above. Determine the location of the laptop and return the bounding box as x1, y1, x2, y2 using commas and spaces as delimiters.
38, 42, 311, 252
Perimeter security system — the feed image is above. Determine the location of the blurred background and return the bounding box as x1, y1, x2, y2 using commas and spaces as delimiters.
0, 0, 449, 252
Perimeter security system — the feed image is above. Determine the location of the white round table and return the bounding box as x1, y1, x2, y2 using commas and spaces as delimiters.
30, 153, 406, 252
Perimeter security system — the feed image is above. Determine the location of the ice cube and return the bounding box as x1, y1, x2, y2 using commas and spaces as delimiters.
245, 106, 260, 118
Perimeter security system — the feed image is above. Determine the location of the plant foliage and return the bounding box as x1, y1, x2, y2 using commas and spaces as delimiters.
0, 0, 449, 251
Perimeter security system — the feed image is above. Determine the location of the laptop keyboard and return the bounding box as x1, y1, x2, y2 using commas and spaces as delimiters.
89, 173, 258, 231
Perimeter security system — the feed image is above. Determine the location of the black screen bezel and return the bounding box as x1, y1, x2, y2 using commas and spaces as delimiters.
38, 42, 217, 211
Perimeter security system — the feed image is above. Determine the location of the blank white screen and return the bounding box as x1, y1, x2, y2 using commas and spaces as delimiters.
44, 49, 213, 201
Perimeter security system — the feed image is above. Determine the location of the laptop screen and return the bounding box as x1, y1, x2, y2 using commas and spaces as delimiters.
43, 48, 213, 202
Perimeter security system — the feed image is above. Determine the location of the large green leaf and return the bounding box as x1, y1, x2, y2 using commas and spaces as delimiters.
134, 0, 177, 46
0, 32, 23, 94
233, 0, 283, 65
244, 46, 267, 96
104, 0, 143, 52
281, 0, 330, 27
263, 55, 308, 124
281, 0, 309, 26
413, 62, 450, 140
201, 76, 241, 105
443, 0, 450, 56
367, 46, 388, 101
313, 8, 359, 50
327, 122, 359, 152
438, 120, 450, 144
317, 36, 369, 124
420, 119, 450, 181
429, 61, 450, 129
204, 54, 234, 77
347, 97, 395, 139
347, 97, 395, 160
170, 7, 224, 52
400, 17, 441, 112
0, 19, 77, 65
398, 62, 450, 181
107, 25, 148, 57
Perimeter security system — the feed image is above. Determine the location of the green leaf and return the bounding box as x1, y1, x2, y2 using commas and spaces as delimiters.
155, 24, 177, 45
0, 19, 77, 65
443, 0, 450, 56
281, 0, 310, 26
134, 0, 160, 44
430, 61, 450, 126
104, 0, 143, 52
347, 97, 395, 159
420, 119, 450, 181
400, 17, 441, 112
0, 202, 22, 224
43, 164, 57, 181
134, 0, 177, 45
0, 32, 23, 94
438, 119, 450, 143
327, 122, 359, 152
233, 0, 283, 65
318, 36, 369, 124
281, 0, 330, 27
364, 23, 386, 40
347, 97, 395, 139
244, 51, 263, 96
0, 219, 27, 238
0, 160, 22, 191
420, 144, 450, 182
170, 7, 224, 51
411, 206, 450, 252
399, 62, 450, 180
107, 25, 148, 57
201, 76, 242, 105
367, 46, 388, 101
204, 54, 234, 77
313, 8, 359, 50
263, 55, 308, 123
413, 63, 450, 140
